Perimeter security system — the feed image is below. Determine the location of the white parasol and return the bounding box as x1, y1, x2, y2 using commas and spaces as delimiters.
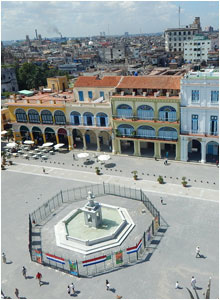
54, 143, 64, 150
98, 154, 111, 162
24, 140, 34, 145
42, 142, 54, 148
77, 153, 89, 159
6, 142, 18, 148
1, 130, 8, 135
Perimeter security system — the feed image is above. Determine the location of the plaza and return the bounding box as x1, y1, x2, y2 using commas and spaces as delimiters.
1, 150, 219, 299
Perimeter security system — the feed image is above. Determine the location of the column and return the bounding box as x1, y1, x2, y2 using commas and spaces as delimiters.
82, 134, 87, 150
55, 134, 59, 144
111, 132, 116, 154
117, 139, 121, 154
68, 135, 73, 150
30, 132, 34, 141
154, 142, 161, 159
201, 140, 206, 163
181, 136, 188, 161
175, 142, 180, 161
93, 116, 97, 127
134, 140, 140, 156
154, 102, 158, 120
42, 134, 46, 143
96, 134, 101, 152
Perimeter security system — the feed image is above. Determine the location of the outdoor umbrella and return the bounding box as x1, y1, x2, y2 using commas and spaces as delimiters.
24, 140, 34, 145
77, 153, 89, 159
42, 142, 54, 148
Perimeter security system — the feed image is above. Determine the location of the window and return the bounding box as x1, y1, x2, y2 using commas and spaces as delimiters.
179, 38, 181, 41
183, 32, 186, 35
179, 48, 181, 51
54, 110, 66, 125
210, 116, 218, 135
15, 109, 27, 123
179, 32, 181, 35
192, 90, 199, 102
174, 43, 176, 46
179, 43, 181, 46
192, 115, 198, 133
28, 109, 40, 123
88, 91, 93, 99
100, 91, 105, 99
174, 38, 176, 41
78, 91, 84, 101
174, 32, 176, 35
41, 110, 53, 124
211, 91, 219, 103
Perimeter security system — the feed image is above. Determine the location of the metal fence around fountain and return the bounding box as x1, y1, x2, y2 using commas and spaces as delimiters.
29, 183, 161, 277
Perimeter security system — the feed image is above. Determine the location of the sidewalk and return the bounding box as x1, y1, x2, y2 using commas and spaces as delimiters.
7, 162, 219, 202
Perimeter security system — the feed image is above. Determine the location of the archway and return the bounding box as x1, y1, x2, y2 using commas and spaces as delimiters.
120, 140, 134, 155
72, 129, 83, 149
159, 106, 177, 122
96, 113, 108, 127
137, 105, 154, 120
41, 110, 53, 124
20, 125, 30, 141
28, 109, 40, 124
85, 130, 97, 150
98, 131, 111, 152
32, 126, 43, 145
16, 109, 27, 123
188, 139, 201, 162
54, 110, 66, 125
206, 141, 219, 163
140, 142, 154, 157
116, 104, 132, 119
160, 143, 176, 159
57, 128, 68, 147
45, 127, 56, 144
70, 111, 81, 125
158, 127, 178, 140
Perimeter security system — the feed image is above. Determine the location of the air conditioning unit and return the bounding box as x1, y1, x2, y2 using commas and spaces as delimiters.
121, 91, 124, 96
154, 92, 157, 98
143, 92, 147, 97
132, 91, 136, 96
166, 92, 170, 97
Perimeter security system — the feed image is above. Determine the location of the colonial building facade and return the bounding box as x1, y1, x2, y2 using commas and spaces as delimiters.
111, 76, 182, 160
180, 70, 219, 163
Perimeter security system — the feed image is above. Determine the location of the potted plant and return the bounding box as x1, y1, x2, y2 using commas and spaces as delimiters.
181, 176, 188, 187
157, 175, 164, 184
1, 164, 6, 170
9, 160, 13, 165
131, 170, 138, 180
95, 167, 101, 175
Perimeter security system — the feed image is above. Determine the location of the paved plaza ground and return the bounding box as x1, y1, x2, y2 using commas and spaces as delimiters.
1, 150, 219, 299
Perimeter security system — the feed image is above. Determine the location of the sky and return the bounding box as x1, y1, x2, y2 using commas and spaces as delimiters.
1, 0, 219, 41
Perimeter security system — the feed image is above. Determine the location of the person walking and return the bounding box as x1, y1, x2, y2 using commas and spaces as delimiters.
175, 281, 179, 289
106, 279, 110, 290
36, 272, 42, 286
2, 253, 6, 264
42, 167, 46, 174
67, 285, 71, 296
160, 197, 163, 205
70, 283, 75, 295
14, 288, 19, 299
73, 154, 75, 161
22, 266, 27, 279
196, 246, 201, 258
191, 276, 196, 290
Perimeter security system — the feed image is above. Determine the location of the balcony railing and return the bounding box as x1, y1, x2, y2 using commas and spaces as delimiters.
181, 130, 219, 136
116, 131, 178, 141
113, 115, 179, 122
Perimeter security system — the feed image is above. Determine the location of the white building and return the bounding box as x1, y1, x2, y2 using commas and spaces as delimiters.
180, 69, 219, 163
164, 17, 201, 53
184, 35, 211, 63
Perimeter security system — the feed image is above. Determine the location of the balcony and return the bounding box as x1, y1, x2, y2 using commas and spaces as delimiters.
181, 130, 219, 137
115, 131, 178, 141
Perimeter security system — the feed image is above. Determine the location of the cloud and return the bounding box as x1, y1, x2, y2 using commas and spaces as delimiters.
1, 1, 219, 40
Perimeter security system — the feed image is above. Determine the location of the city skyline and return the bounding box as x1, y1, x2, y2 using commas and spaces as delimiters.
1, 1, 219, 41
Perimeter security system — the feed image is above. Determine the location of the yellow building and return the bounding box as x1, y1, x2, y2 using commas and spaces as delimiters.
47, 76, 68, 92
111, 76, 182, 160
7, 92, 74, 148
1, 107, 11, 130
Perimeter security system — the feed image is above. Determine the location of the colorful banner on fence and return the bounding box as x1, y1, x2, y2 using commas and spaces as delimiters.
82, 255, 107, 267
115, 251, 123, 264
34, 249, 42, 264
126, 239, 142, 254
46, 253, 65, 265
69, 260, 78, 276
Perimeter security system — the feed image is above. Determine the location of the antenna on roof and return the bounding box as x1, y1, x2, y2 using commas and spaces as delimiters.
178, 6, 181, 28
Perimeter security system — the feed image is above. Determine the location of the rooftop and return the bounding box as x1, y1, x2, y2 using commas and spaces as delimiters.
74, 76, 122, 88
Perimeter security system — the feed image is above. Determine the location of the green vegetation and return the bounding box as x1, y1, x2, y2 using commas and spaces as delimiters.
2, 62, 69, 90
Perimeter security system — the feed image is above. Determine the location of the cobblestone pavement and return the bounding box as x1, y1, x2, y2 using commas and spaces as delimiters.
1, 150, 219, 299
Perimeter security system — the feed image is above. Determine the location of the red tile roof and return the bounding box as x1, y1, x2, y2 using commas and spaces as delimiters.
74, 76, 122, 88
118, 76, 181, 90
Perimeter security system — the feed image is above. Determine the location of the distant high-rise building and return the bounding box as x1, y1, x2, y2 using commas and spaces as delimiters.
124, 32, 129, 37
204, 26, 214, 32
26, 35, 31, 47
164, 17, 202, 54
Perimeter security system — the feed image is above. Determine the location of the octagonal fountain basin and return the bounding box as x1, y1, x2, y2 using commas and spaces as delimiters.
55, 203, 135, 255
